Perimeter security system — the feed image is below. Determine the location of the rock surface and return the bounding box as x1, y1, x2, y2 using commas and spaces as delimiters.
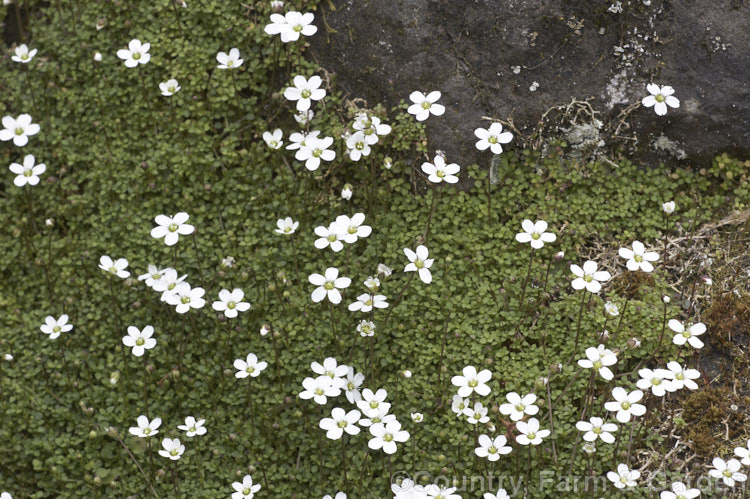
310, 0, 750, 168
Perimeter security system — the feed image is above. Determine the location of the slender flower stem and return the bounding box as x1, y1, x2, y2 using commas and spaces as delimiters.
515, 248, 535, 336
662, 214, 670, 269
568, 292, 588, 365
112, 434, 160, 498
422, 183, 443, 244
191, 234, 206, 286
341, 436, 349, 490
612, 298, 629, 344
289, 237, 303, 293
545, 376, 558, 466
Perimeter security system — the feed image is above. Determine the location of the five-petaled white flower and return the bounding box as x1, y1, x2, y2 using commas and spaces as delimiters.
234, 353, 267, 378
642, 84, 680, 116
421, 154, 460, 184
475, 434, 512, 461
151, 212, 195, 246
403, 245, 434, 284
122, 325, 157, 357
709, 457, 747, 487
159, 79, 181, 96
451, 366, 492, 397
300, 376, 340, 405
319, 407, 361, 440
158, 438, 185, 460
515, 417, 550, 445
128, 415, 161, 438
40, 314, 73, 340
212, 288, 251, 318
12, 44, 37, 63
311, 357, 348, 389
165, 282, 206, 313
577, 345, 618, 381
662, 201, 676, 215
407, 91, 445, 121
264, 11, 317, 43
499, 392, 539, 422
607, 463, 640, 489
344, 367, 364, 404
314, 224, 344, 252
357, 388, 390, 417
216, 48, 243, 69
352, 113, 391, 145
297, 135, 335, 170
735, 440, 750, 466
117, 39, 150, 68
483, 489, 510, 499
605, 302, 619, 317
576, 417, 618, 444
659, 481, 700, 499
515, 220, 556, 249
1, 114, 40, 147
570, 260, 610, 293
284, 75, 326, 112
368, 420, 409, 454
263, 129, 283, 150
323, 494, 347, 499
474, 122, 513, 154
231, 474, 261, 499
665, 361, 700, 390
177, 416, 207, 437
345, 131, 372, 162
604, 387, 646, 423
668, 320, 706, 349
99, 255, 130, 278
309, 267, 351, 304
9, 154, 45, 187
275, 217, 299, 235
618, 240, 659, 272
637, 368, 676, 397
463, 401, 490, 424
348, 293, 388, 312
335, 213, 372, 244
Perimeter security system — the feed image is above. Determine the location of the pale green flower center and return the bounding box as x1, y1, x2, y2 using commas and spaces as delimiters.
682, 331, 691, 338
227, 301, 236, 309
270, 140, 278, 148
594, 361, 603, 370
312, 149, 322, 157
324, 281, 335, 290
355, 141, 364, 150
53, 326, 61, 333
384, 433, 393, 442
168, 86, 175, 92
189, 426, 196, 433
293, 24, 303, 32
24, 169, 33, 177
327, 234, 337, 242
143, 428, 151, 435
515, 404, 525, 412
634, 254, 643, 262
651, 378, 661, 386
109, 266, 117, 273
347, 382, 354, 390
655, 94, 665, 103
421, 102, 430, 110
136, 338, 145, 346
415, 260, 424, 269
584, 274, 593, 283
468, 380, 478, 388
181, 296, 190, 304
369, 401, 378, 409
168, 224, 178, 232
315, 388, 324, 396
488, 136, 498, 144
301, 89, 311, 99
527, 432, 536, 440
489, 446, 497, 454
15, 128, 24, 136
676, 373, 684, 380
246, 366, 255, 373
151, 273, 160, 279
723, 469, 732, 477
168, 283, 176, 290
133, 53, 141, 60
284, 226, 291, 233
593, 427, 602, 434
372, 416, 381, 423
365, 299, 372, 306
227, 60, 234, 67
21, 54, 28, 60
620, 476, 628, 483
621, 402, 631, 410
436, 169, 445, 178
347, 226, 357, 234
365, 128, 374, 135
337, 420, 347, 428
170, 449, 178, 456
531, 232, 540, 240
243, 488, 252, 495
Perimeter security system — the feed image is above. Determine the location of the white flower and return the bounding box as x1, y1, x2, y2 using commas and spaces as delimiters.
344, 367, 364, 404
159, 79, 181, 96
659, 481, 700, 499
234, 353, 268, 378
284, 75, 326, 112
407, 91, 445, 121
451, 366, 492, 398
665, 361, 700, 390
99, 255, 130, 278
359, 406, 394, 428
116, 39, 150, 68
323, 494, 346, 499
158, 438, 185, 460
618, 240, 659, 272
570, 260, 610, 293
275, 217, 299, 235
368, 420, 409, 454
346, 131, 372, 161
669, 320, 706, 349
352, 113, 391, 145
296, 135, 335, 170
231, 474, 261, 499
0, 114, 40, 147
357, 320, 376, 337
286, 130, 319, 150
138, 265, 166, 288
319, 407, 361, 440
604, 387, 646, 423
410, 413, 423, 423
165, 282, 206, 313
314, 224, 344, 252
576, 417, 618, 444
516, 418, 550, 445
128, 415, 161, 438
392, 479, 428, 498
216, 48, 243, 69
403, 245, 434, 284
642, 84, 680, 116
451, 395, 469, 416
294, 109, 314, 125
637, 368, 676, 397
264, 11, 317, 43
335, 213, 372, 244
259, 325, 269, 336
421, 154, 460, 184
300, 376, 340, 404
604, 302, 619, 317
364, 276, 380, 291
475, 434, 512, 461
153, 268, 187, 299
12, 43, 37, 63
515, 219, 556, 249
122, 325, 156, 357
735, 440, 750, 466
357, 388, 390, 417
177, 416, 207, 437
309, 267, 351, 304
463, 401, 490, 424
607, 463, 640, 489
424, 485, 461, 498
483, 489, 510, 499
709, 458, 747, 487
662, 201, 676, 215
499, 392, 539, 422
377, 263, 393, 277
350, 294, 387, 313
40, 314, 73, 340
341, 184, 353, 201
577, 345, 618, 381
151, 212, 195, 246
93, 52, 102, 62
263, 129, 283, 150
212, 288, 251, 318
474, 122, 513, 154
312, 357, 348, 388
9, 154, 45, 187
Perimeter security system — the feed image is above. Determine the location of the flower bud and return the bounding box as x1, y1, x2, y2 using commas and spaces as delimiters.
627, 337, 641, 349
271, 0, 284, 12
598, 329, 610, 343
401, 370, 412, 378
553, 251, 565, 262
94, 52, 102, 62
341, 184, 353, 201
662, 295, 671, 304
383, 156, 393, 169
550, 363, 563, 374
